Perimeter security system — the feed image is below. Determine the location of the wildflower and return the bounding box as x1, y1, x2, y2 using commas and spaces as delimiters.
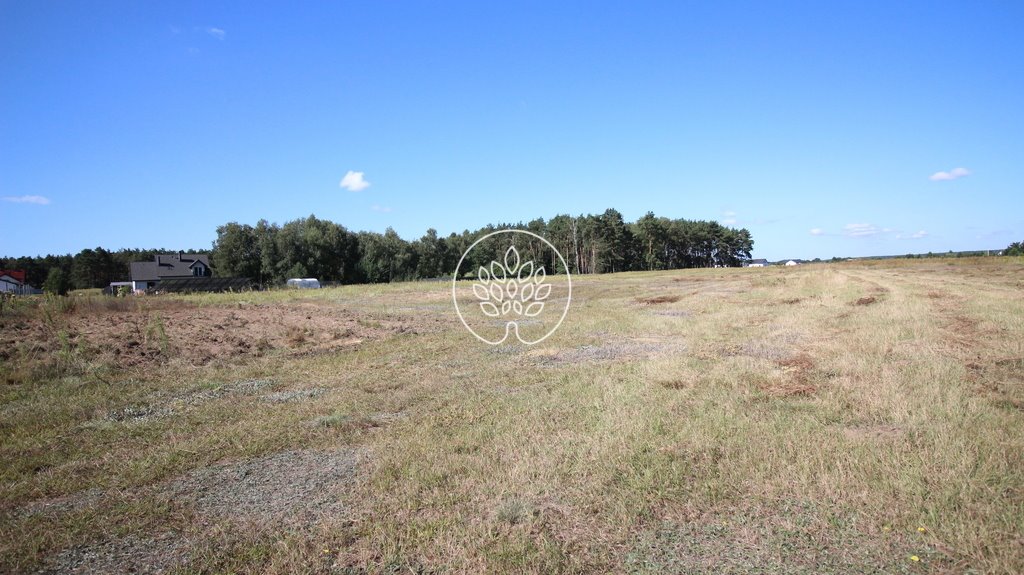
917, 526, 926, 533
322, 548, 331, 554
882, 526, 891, 532
910, 555, 920, 562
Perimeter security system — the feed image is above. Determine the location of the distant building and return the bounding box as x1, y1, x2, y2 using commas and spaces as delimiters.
130, 252, 212, 292
286, 278, 321, 289
0, 273, 24, 293
0, 269, 40, 294
785, 260, 799, 266
745, 259, 769, 268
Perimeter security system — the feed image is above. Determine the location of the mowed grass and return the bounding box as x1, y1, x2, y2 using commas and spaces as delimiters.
1, 258, 1023, 573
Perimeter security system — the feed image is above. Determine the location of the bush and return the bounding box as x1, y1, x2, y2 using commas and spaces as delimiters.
43, 268, 71, 295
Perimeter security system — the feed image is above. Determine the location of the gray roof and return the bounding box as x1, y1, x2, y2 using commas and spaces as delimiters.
130, 253, 211, 281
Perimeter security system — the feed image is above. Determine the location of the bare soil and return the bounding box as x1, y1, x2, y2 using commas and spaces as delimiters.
0, 300, 417, 375
636, 294, 682, 304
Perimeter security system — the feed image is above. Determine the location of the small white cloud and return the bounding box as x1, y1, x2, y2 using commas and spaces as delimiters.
895, 229, 928, 240
2, 195, 51, 205
809, 228, 824, 236
206, 27, 225, 40
722, 218, 737, 225
723, 211, 737, 217
843, 223, 881, 237
339, 170, 371, 192
929, 167, 970, 181
370, 204, 392, 213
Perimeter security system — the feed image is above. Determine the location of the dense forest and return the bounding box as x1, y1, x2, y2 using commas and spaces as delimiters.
210, 209, 754, 285
2, 209, 754, 292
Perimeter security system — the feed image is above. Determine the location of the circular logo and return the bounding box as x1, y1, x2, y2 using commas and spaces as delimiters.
452, 230, 572, 345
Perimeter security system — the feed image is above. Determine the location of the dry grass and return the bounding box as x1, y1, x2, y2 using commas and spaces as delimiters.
636, 294, 683, 304
1, 257, 1023, 573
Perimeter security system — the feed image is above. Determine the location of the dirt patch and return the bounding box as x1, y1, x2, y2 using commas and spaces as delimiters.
777, 353, 815, 372
750, 374, 817, 397
742, 353, 818, 397
853, 296, 877, 306
636, 294, 682, 304
779, 297, 803, 305
0, 300, 414, 374
772, 353, 817, 396
965, 357, 1024, 410
164, 448, 361, 527
38, 534, 189, 575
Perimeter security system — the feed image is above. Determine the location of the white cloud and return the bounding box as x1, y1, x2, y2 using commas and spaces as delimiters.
809, 228, 824, 236
843, 223, 881, 237
929, 167, 970, 181
339, 170, 371, 192
2, 195, 51, 205
723, 211, 737, 217
895, 229, 928, 240
206, 27, 225, 40
722, 218, 737, 225
370, 204, 392, 213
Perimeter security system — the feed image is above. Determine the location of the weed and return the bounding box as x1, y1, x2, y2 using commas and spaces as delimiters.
144, 314, 169, 354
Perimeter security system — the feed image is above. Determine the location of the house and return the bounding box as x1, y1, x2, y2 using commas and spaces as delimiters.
0, 269, 40, 294
0, 273, 24, 293
130, 252, 212, 292
785, 260, 799, 266
745, 259, 769, 268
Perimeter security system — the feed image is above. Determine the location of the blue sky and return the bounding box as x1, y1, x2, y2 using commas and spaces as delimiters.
2, 1, 1021, 260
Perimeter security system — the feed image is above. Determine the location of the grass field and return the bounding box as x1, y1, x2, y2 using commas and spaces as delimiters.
1, 258, 1023, 574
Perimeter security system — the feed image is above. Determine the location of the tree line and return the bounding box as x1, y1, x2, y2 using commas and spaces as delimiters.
1, 208, 755, 293
210, 209, 754, 284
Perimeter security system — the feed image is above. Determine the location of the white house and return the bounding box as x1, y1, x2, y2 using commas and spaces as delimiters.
0, 270, 39, 294
785, 260, 799, 266
0, 274, 23, 293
